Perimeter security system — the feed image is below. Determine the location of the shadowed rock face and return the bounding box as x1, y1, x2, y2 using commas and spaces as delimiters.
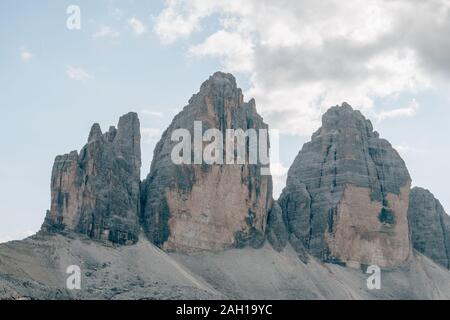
278, 103, 412, 267
266, 201, 288, 252
141, 72, 273, 251
42, 113, 141, 245
408, 187, 450, 269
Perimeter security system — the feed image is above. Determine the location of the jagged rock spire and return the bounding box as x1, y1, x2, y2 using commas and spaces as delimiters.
141, 71, 273, 251
42, 112, 141, 245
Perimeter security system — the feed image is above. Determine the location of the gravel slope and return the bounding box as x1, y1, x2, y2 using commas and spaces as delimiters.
1, 233, 450, 299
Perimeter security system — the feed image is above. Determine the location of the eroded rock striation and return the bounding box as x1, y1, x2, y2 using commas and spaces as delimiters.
408, 187, 450, 269
278, 103, 412, 267
141, 72, 272, 251
42, 113, 141, 244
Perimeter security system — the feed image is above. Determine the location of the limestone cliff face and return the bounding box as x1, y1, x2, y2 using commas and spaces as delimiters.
278, 103, 412, 267
141, 72, 272, 251
42, 113, 141, 245
265, 201, 288, 252
408, 187, 450, 269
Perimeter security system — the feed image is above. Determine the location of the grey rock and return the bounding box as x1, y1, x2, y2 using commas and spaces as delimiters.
141, 72, 273, 251
279, 103, 412, 267
265, 201, 288, 252
42, 113, 141, 245
408, 187, 450, 269
3, 233, 450, 300
278, 182, 311, 242
288, 234, 309, 264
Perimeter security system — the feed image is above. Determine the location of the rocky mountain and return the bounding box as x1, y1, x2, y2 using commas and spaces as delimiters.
278, 103, 412, 268
1, 72, 450, 300
140, 72, 272, 251
42, 113, 141, 245
2, 233, 450, 300
408, 187, 450, 269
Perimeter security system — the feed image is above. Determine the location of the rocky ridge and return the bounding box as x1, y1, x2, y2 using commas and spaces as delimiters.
1, 72, 450, 299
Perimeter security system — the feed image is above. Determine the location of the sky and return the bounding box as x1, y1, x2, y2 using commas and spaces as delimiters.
1, 0, 449, 242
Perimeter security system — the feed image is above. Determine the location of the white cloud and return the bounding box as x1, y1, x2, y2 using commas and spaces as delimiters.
112, 8, 123, 21
375, 99, 419, 121
20, 50, 33, 61
66, 66, 94, 81
141, 109, 164, 118
141, 127, 162, 143
153, 0, 217, 44
129, 17, 146, 35
393, 144, 426, 160
153, 0, 448, 136
189, 30, 254, 73
270, 162, 289, 198
0, 230, 34, 244
93, 25, 120, 38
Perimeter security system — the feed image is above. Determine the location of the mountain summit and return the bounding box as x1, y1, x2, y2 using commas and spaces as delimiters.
141, 71, 272, 251
1, 73, 450, 299
42, 112, 141, 244
278, 103, 411, 268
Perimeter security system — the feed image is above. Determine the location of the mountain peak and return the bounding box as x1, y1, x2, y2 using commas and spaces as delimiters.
88, 123, 102, 142
42, 113, 141, 244
189, 71, 243, 107
315, 103, 376, 139
141, 72, 271, 251
280, 104, 412, 267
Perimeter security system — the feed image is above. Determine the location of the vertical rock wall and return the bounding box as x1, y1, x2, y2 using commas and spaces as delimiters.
408, 187, 450, 269
141, 72, 273, 251
279, 103, 412, 267
42, 113, 141, 244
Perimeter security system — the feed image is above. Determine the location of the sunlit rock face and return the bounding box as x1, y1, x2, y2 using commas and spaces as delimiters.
408, 187, 450, 269
141, 72, 273, 251
278, 103, 412, 267
42, 113, 141, 245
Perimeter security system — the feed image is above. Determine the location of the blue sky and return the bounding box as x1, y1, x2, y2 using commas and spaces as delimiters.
1, 0, 449, 242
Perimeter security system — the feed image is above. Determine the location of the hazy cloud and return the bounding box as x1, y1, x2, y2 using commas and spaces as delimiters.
0, 229, 34, 244
271, 162, 289, 198
141, 127, 162, 143
375, 100, 419, 121
66, 66, 94, 81
141, 109, 164, 118
154, 0, 449, 135
189, 30, 254, 73
111, 8, 123, 21
153, 0, 214, 44
93, 25, 120, 38
393, 144, 426, 160
129, 17, 146, 35
20, 50, 33, 61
